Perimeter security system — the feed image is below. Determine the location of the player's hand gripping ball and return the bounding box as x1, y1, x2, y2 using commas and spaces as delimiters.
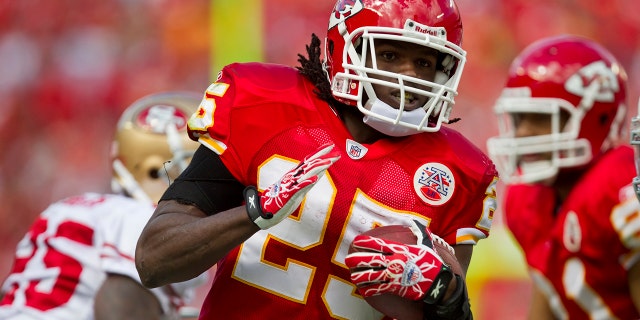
244, 143, 340, 229
345, 222, 463, 320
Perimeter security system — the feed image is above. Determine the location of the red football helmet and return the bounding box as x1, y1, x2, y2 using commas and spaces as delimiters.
631, 99, 640, 201
487, 35, 628, 184
324, 0, 466, 134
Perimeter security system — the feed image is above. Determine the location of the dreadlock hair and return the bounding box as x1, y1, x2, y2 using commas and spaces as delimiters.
297, 33, 341, 109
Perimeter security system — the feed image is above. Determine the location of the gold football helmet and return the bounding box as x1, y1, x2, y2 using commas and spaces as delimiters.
111, 91, 201, 204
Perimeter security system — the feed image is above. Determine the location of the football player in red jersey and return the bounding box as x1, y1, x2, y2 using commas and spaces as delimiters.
135, 0, 498, 319
487, 35, 640, 319
0, 92, 207, 320
632, 100, 640, 203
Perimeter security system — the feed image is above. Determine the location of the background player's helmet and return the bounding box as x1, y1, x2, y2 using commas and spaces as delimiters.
324, 0, 466, 134
487, 35, 628, 184
111, 91, 201, 204
631, 99, 640, 202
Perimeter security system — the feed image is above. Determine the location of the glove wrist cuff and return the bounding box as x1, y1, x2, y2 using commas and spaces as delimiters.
244, 186, 267, 226
423, 273, 472, 320
422, 264, 453, 304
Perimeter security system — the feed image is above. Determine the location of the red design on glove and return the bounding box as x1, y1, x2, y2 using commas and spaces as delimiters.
345, 225, 452, 303
247, 143, 340, 229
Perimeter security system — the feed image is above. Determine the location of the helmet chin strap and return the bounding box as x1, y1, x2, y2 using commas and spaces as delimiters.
362, 98, 427, 137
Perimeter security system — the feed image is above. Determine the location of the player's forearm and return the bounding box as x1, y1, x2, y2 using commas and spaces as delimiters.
528, 284, 554, 320
135, 201, 258, 287
629, 261, 640, 312
95, 274, 163, 320
443, 244, 472, 301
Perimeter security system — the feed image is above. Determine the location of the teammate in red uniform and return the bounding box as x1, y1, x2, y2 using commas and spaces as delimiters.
632, 101, 640, 203
487, 35, 640, 319
135, 1, 498, 319
0, 92, 207, 319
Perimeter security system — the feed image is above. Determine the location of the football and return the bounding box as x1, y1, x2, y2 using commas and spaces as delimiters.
348, 225, 463, 320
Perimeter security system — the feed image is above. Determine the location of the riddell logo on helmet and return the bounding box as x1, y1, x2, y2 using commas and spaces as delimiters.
404, 20, 447, 40
415, 26, 437, 35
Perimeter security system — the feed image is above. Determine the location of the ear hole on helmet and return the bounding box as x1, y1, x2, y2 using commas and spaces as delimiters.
559, 110, 571, 130
354, 38, 363, 55
149, 168, 160, 179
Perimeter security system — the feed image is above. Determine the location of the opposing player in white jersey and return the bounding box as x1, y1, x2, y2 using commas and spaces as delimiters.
0, 92, 207, 319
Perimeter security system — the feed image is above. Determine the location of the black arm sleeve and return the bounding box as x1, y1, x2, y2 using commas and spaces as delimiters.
160, 145, 245, 216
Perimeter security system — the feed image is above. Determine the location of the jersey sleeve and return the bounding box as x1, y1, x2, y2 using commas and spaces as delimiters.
424, 129, 501, 246
96, 201, 152, 282
186, 79, 234, 155
578, 174, 640, 271
96, 198, 207, 315
185, 62, 316, 185
186, 64, 246, 182
568, 146, 640, 270
610, 184, 640, 270
466, 170, 499, 244
96, 199, 175, 313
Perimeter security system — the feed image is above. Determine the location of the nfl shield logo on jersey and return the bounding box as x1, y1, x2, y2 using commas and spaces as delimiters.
346, 139, 368, 160
413, 162, 455, 206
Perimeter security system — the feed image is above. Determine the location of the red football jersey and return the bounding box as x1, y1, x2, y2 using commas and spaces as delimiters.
504, 183, 556, 266
504, 146, 640, 319
188, 62, 499, 320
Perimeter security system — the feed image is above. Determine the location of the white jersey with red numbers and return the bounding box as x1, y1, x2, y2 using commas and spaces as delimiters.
187, 62, 499, 320
0, 193, 203, 320
504, 146, 640, 319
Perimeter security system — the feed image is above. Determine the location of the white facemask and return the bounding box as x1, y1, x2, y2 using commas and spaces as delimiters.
362, 99, 427, 137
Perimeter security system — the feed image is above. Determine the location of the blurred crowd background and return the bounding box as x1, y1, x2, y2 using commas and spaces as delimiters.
0, 0, 638, 318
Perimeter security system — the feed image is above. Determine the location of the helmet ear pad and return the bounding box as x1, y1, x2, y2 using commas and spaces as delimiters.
434, 71, 449, 85
441, 54, 453, 69
435, 53, 454, 85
